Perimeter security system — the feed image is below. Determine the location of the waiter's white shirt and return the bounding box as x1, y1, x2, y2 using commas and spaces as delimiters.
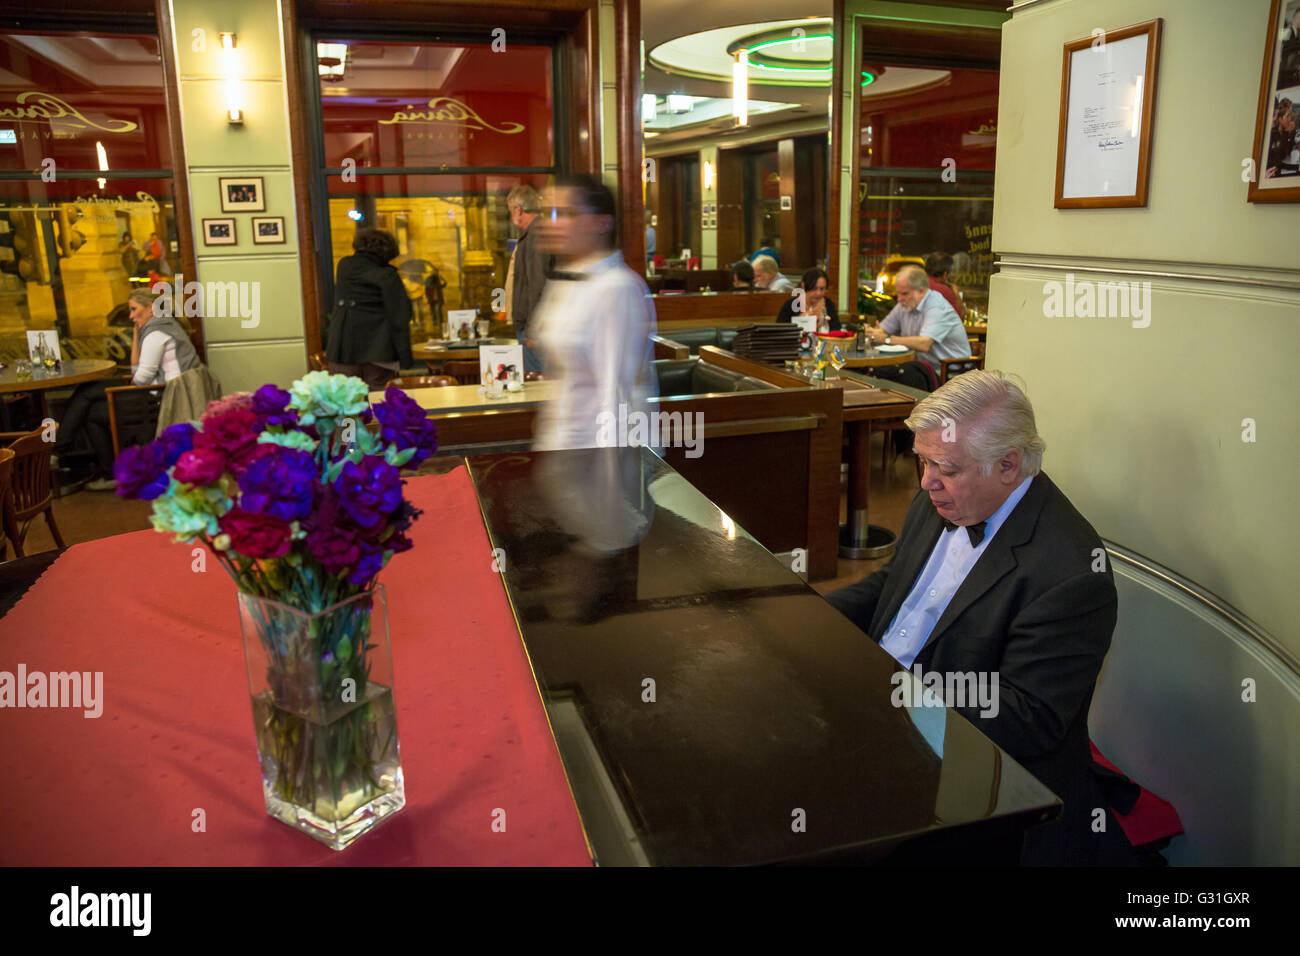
531, 250, 657, 451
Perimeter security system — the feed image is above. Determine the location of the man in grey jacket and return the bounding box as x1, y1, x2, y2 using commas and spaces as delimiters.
506, 184, 552, 373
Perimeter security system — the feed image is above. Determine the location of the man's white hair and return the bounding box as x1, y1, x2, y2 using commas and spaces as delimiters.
905, 369, 1046, 477
898, 264, 929, 291
752, 254, 779, 276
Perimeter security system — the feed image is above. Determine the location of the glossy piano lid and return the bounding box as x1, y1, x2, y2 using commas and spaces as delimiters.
467, 447, 1059, 865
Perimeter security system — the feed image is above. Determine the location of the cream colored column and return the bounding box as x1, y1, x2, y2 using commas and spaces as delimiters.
168, 0, 305, 393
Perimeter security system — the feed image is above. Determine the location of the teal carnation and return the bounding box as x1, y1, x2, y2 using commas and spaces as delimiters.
288, 372, 369, 435
149, 479, 234, 542
257, 430, 317, 452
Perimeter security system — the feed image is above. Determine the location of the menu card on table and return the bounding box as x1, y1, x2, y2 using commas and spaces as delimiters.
447, 309, 477, 340
480, 344, 524, 388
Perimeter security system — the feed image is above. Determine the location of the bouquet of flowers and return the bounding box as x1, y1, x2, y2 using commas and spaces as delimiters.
113, 372, 437, 846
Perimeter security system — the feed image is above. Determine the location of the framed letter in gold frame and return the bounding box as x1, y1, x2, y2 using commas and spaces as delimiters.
1054, 19, 1162, 209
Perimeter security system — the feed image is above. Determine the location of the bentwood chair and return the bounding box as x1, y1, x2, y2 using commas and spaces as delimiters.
939, 355, 986, 383
0, 447, 15, 561
390, 375, 457, 389
442, 360, 481, 385
0, 428, 66, 557
104, 381, 164, 457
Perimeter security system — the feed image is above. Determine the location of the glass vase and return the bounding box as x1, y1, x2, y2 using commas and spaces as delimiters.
237, 585, 405, 850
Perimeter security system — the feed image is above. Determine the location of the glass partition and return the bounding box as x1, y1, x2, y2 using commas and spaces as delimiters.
0, 31, 178, 361
313, 36, 558, 352
856, 64, 998, 315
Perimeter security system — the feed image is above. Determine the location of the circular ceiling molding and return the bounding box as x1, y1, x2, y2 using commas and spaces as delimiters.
649, 19, 833, 87
650, 20, 953, 98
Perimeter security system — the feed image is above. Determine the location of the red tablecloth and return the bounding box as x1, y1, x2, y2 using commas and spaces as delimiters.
0, 466, 592, 866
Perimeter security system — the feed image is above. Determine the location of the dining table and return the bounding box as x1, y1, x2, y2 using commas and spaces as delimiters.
0, 358, 119, 420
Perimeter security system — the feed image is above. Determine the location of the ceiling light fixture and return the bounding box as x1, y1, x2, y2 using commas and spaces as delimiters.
733, 50, 748, 127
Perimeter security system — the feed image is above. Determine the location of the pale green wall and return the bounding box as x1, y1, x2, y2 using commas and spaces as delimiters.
992, 0, 1296, 648
169, 0, 306, 393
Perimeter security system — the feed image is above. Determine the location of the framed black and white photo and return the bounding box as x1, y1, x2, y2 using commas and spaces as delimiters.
1054, 20, 1162, 208
251, 216, 286, 244
219, 176, 266, 213
779, 195, 792, 211
1249, 0, 1300, 202
202, 217, 237, 246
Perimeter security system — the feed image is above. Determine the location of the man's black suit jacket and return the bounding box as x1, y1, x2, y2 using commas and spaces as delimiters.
827, 472, 1135, 865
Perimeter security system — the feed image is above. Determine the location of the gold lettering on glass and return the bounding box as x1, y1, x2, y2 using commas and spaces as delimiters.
0, 92, 139, 133
377, 96, 524, 134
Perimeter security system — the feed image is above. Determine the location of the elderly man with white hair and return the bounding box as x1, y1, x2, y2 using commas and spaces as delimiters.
826, 369, 1135, 867
866, 264, 971, 383
751, 255, 793, 293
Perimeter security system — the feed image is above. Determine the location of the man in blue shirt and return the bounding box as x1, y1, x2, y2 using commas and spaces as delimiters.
826, 369, 1134, 867
866, 264, 971, 376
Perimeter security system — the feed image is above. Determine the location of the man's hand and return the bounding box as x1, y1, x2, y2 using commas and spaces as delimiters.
524, 338, 536, 349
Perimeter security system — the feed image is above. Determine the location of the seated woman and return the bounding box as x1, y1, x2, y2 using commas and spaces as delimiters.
775, 266, 840, 331
52, 288, 200, 491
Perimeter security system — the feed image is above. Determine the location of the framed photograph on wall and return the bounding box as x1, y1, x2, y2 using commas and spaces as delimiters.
219, 176, 266, 213
1054, 19, 1163, 208
202, 217, 237, 246
1248, 0, 1300, 201
252, 216, 286, 244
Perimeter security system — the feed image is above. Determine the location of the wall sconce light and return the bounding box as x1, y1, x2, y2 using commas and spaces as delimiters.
221, 33, 243, 124
732, 49, 748, 127
703, 160, 714, 191
95, 141, 108, 189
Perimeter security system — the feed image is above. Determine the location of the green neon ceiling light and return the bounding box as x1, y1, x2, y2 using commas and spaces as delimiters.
745, 33, 833, 51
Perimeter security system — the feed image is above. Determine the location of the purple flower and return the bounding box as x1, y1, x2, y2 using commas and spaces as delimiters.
347, 541, 387, 586
374, 387, 439, 464
155, 423, 195, 467
251, 383, 298, 429
238, 448, 319, 521
114, 442, 170, 500
334, 456, 403, 529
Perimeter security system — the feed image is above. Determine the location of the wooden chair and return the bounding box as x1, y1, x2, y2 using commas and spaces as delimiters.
390, 375, 457, 389
524, 371, 548, 382
105, 382, 164, 458
0, 447, 14, 561
309, 351, 329, 371
442, 360, 481, 385
874, 419, 924, 487
939, 355, 986, 383
0, 428, 65, 557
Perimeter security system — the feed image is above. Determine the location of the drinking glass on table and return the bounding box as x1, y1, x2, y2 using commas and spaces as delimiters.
15, 358, 31, 381
476, 318, 490, 339
827, 345, 846, 381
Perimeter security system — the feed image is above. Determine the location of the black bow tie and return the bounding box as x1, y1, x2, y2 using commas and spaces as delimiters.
942, 519, 987, 547
549, 270, 588, 281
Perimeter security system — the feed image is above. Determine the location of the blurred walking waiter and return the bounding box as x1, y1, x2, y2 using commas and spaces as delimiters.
505, 184, 550, 373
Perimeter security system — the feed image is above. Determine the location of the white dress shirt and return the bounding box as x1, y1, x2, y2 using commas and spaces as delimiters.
531, 250, 657, 451
880, 475, 1035, 668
